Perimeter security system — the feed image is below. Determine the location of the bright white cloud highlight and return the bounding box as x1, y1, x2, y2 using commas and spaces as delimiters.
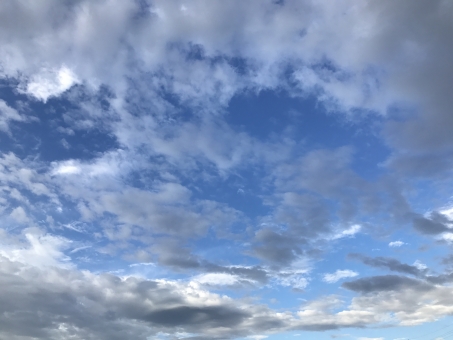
323, 270, 359, 283
23, 66, 79, 102
193, 273, 242, 286
0, 229, 71, 268
52, 162, 81, 175
389, 241, 406, 247
331, 224, 361, 240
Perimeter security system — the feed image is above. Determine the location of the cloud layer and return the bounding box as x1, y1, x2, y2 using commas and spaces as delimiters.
1, 0, 453, 339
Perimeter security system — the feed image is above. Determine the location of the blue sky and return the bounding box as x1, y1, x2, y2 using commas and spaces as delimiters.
1, 1, 453, 339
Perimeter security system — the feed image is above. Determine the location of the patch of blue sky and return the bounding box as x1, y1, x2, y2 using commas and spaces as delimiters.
227, 90, 390, 180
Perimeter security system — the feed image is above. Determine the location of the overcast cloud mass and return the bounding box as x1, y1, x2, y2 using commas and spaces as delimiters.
1, 1, 453, 339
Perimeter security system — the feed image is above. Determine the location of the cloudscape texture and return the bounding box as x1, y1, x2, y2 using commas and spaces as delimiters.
0, 1, 453, 339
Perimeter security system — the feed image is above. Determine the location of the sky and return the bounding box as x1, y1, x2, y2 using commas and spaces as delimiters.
0, 1, 453, 339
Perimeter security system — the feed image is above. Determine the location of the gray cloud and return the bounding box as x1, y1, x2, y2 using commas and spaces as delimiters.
412, 212, 453, 235
273, 192, 332, 238
342, 275, 432, 294
252, 228, 306, 266
0, 256, 289, 340
425, 272, 453, 285
1, 1, 453, 336
0, 0, 451, 182
144, 305, 248, 327
348, 253, 425, 277
441, 254, 453, 266
153, 239, 202, 269
204, 264, 270, 286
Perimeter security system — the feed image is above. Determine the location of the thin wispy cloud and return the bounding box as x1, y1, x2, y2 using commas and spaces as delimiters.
323, 270, 359, 284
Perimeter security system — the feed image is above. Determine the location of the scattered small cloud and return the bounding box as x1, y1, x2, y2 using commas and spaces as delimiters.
413, 260, 428, 271
389, 241, 406, 247
331, 225, 361, 240
323, 270, 359, 283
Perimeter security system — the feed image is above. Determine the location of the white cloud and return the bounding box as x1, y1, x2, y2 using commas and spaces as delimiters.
332, 224, 362, 240
52, 161, 81, 175
275, 274, 309, 290
440, 233, 453, 243
323, 270, 359, 283
439, 205, 453, 220
9, 206, 30, 224
0, 100, 25, 132
389, 241, 405, 247
413, 260, 427, 271
0, 229, 72, 268
192, 273, 242, 286
23, 65, 79, 102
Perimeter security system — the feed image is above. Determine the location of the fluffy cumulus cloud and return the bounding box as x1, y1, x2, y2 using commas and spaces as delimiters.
0, 255, 291, 340
0, 0, 453, 339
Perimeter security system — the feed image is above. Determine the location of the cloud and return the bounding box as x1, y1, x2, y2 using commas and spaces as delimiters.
348, 254, 453, 286
9, 206, 30, 224
144, 305, 247, 328
412, 212, 453, 235
348, 254, 425, 277
0, 255, 293, 340
342, 275, 431, 294
0, 99, 26, 132
22, 65, 79, 102
51, 160, 81, 175
0, 1, 453, 337
0, 152, 57, 203
294, 274, 453, 329
192, 273, 243, 287
331, 224, 362, 240
252, 228, 306, 266
323, 270, 359, 284
295, 295, 380, 331
0, 1, 451, 169
0, 228, 71, 268
388, 241, 405, 247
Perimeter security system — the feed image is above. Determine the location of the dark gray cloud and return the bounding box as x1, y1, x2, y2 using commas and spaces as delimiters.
384, 150, 453, 178
342, 275, 432, 294
144, 305, 248, 327
348, 253, 425, 277
412, 212, 453, 235
0, 256, 288, 340
441, 254, 453, 266
365, 1, 453, 179
424, 272, 453, 285
252, 228, 306, 266
348, 253, 453, 286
